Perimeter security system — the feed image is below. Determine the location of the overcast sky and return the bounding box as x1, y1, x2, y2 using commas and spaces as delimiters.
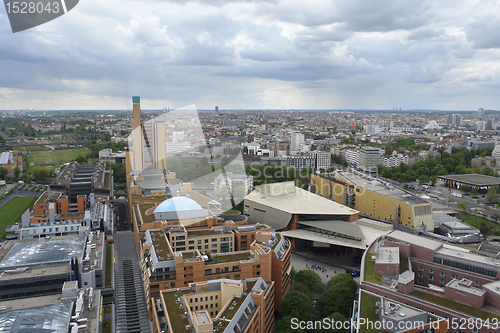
1, 0, 500, 110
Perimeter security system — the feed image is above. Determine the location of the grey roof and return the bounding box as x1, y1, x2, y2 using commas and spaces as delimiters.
482, 280, 500, 296
298, 220, 364, 241
280, 229, 366, 249
0, 152, 9, 165
0, 302, 72, 333
0, 238, 85, 270
386, 230, 443, 251
338, 172, 429, 205
437, 174, 500, 186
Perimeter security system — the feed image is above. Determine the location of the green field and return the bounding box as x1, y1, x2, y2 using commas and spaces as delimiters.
0, 196, 37, 238
28, 148, 91, 164
463, 213, 500, 235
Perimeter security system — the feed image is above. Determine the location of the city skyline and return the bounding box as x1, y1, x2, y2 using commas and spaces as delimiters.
1, 0, 500, 110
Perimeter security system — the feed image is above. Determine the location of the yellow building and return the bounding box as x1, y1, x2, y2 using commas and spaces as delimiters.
311, 171, 434, 230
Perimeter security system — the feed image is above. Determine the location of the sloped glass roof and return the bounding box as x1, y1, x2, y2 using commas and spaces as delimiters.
153, 197, 202, 213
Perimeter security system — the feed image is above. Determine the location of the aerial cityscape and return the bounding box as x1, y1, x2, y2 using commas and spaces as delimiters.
2, 0, 500, 333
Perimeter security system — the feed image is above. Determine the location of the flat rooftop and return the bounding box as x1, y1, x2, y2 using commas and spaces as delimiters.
0, 294, 63, 311
195, 311, 210, 325
0, 237, 85, 270
36, 191, 61, 204
446, 279, 486, 296
338, 171, 430, 205
437, 174, 500, 187
0, 300, 72, 333
149, 230, 171, 260
381, 297, 423, 321
376, 247, 400, 265
435, 247, 500, 270
207, 252, 253, 265
386, 230, 443, 251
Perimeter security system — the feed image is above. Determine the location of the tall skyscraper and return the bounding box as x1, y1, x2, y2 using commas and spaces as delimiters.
478, 108, 485, 120
130, 96, 166, 172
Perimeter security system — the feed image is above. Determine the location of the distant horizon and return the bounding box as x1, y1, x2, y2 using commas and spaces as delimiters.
0, 108, 497, 113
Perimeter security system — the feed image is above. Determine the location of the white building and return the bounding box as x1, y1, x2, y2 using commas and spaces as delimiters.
365, 124, 381, 135
310, 151, 331, 170
383, 153, 408, 168
344, 149, 359, 167
424, 120, 442, 130
290, 132, 305, 151
214, 172, 254, 199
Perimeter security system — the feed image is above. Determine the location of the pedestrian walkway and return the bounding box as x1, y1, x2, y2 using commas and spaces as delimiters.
290, 252, 346, 284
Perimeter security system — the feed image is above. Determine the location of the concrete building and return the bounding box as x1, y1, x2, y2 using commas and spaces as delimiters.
213, 173, 254, 199
471, 157, 497, 169
0, 231, 105, 299
383, 153, 408, 168
312, 171, 434, 230
286, 155, 315, 170
98, 148, 126, 164
358, 146, 383, 172
344, 148, 359, 167
290, 132, 304, 151
50, 161, 113, 202
155, 277, 274, 333
310, 150, 331, 170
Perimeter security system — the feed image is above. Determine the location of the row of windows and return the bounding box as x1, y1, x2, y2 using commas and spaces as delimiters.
190, 295, 218, 303
38, 226, 79, 233
418, 266, 482, 286
434, 258, 497, 278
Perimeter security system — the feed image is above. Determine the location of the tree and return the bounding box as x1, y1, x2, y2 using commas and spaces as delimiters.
33, 168, 49, 182
13, 166, 21, 179
276, 315, 306, 333
280, 290, 319, 321
75, 155, 86, 164
294, 269, 325, 293
321, 312, 348, 333
233, 185, 245, 200
0, 167, 8, 179
486, 187, 499, 203
320, 283, 355, 317
479, 223, 491, 238
456, 202, 467, 221
471, 188, 479, 196
327, 274, 358, 296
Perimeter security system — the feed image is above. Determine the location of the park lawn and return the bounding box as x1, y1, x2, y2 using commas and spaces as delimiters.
463, 213, 500, 235
23, 145, 52, 152
28, 165, 59, 174
0, 196, 37, 238
28, 147, 90, 164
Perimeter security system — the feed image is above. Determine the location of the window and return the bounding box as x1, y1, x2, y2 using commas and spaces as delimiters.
195, 306, 198, 311
215, 303, 218, 308
198, 240, 201, 244
212, 244, 217, 248
189, 246, 194, 250
205, 239, 209, 243
190, 299, 192, 303
439, 278, 445, 283
215, 295, 218, 300
189, 240, 194, 244
419, 266, 424, 271
212, 238, 217, 242
176, 235, 185, 240
429, 275, 434, 281
205, 245, 209, 249
451, 274, 457, 279
195, 298, 198, 302
429, 268, 434, 273
210, 304, 213, 308
474, 280, 481, 286
205, 297, 208, 301
200, 305, 203, 309
176, 241, 185, 246
234, 274, 240, 278
418, 272, 423, 277
440, 271, 445, 277
198, 246, 202, 250
210, 296, 213, 300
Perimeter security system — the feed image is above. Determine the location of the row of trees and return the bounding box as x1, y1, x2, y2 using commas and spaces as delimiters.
276, 269, 357, 333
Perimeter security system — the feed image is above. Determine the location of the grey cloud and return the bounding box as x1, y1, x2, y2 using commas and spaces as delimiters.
466, 16, 500, 48
406, 26, 445, 41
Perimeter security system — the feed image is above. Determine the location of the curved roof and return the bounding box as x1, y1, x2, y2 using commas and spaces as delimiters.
154, 197, 203, 213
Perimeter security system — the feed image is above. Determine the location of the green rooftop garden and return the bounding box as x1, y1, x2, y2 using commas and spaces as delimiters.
410, 290, 500, 320
217, 296, 248, 331
363, 256, 382, 285
150, 231, 171, 259
163, 290, 192, 332
271, 233, 282, 250
399, 256, 408, 274
139, 203, 156, 223
359, 292, 381, 333
105, 245, 113, 288
182, 252, 196, 260
207, 252, 252, 265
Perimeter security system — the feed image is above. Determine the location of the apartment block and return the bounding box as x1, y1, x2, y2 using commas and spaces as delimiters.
154, 278, 274, 333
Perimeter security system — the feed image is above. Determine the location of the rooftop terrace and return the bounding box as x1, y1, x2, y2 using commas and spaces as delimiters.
149, 231, 171, 260
207, 252, 253, 265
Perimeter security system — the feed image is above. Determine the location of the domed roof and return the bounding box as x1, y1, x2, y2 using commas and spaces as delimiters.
154, 197, 203, 214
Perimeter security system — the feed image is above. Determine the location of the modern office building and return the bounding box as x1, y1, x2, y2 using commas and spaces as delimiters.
358, 146, 384, 172
0, 231, 105, 299
50, 161, 113, 201
290, 131, 304, 151
154, 277, 275, 333
312, 171, 434, 230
